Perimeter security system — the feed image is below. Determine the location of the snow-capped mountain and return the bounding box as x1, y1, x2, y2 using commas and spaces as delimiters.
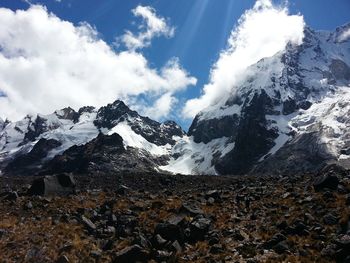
163, 23, 350, 175
0, 100, 184, 175
1, 23, 350, 176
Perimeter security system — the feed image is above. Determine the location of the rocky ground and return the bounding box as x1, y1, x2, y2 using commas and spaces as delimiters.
1, 165, 350, 263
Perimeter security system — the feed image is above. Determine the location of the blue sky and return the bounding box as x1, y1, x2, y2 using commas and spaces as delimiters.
1, 0, 350, 129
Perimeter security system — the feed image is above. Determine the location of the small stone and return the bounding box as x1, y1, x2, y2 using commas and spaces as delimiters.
207, 197, 215, 205
90, 250, 102, 259
273, 241, 289, 254
81, 215, 96, 232
113, 245, 148, 263
209, 244, 223, 254
4, 191, 18, 201
180, 203, 203, 216
206, 190, 221, 201
24, 201, 33, 210
116, 185, 129, 195
323, 214, 338, 225
56, 255, 69, 263
155, 234, 167, 247
170, 240, 182, 253
263, 233, 286, 249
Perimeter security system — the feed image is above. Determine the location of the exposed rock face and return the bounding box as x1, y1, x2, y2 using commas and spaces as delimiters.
163, 24, 350, 175
0, 100, 184, 176
94, 100, 184, 146
252, 132, 334, 175
215, 91, 278, 175
1, 24, 350, 176
42, 133, 166, 175
189, 115, 239, 144
4, 138, 62, 175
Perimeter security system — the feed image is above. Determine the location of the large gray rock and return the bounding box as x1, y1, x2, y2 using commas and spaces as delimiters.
28, 173, 76, 196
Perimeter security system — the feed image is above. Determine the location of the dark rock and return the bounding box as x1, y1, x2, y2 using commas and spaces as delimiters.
209, 244, 223, 254
237, 243, 257, 258
43, 132, 163, 175
90, 250, 102, 259
0, 229, 7, 239
323, 214, 338, 225
189, 216, 212, 241
154, 250, 173, 262
335, 234, 350, 250
262, 233, 286, 249
4, 191, 18, 201
101, 239, 114, 251
133, 234, 151, 250
56, 255, 70, 263
5, 138, 62, 175
321, 244, 337, 258
180, 203, 203, 216
154, 223, 184, 242
117, 214, 138, 237
28, 174, 75, 196
215, 91, 278, 175
188, 115, 239, 144
81, 215, 96, 232
154, 234, 167, 247
206, 190, 221, 201
313, 174, 339, 191
167, 214, 186, 226
170, 240, 182, 253
287, 221, 309, 236
209, 237, 220, 245
116, 185, 129, 195
113, 245, 148, 263
282, 99, 297, 115
273, 241, 290, 254
24, 201, 33, 210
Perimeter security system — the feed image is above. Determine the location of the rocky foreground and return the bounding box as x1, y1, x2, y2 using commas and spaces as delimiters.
1, 165, 350, 263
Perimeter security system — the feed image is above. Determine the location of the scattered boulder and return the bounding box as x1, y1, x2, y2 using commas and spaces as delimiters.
56, 255, 70, 263
323, 214, 339, 225
262, 233, 286, 249
180, 203, 203, 216
81, 216, 96, 232
313, 174, 339, 191
273, 241, 290, 254
154, 223, 184, 242
189, 216, 212, 241
28, 174, 76, 196
113, 245, 149, 263
3, 191, 18, 201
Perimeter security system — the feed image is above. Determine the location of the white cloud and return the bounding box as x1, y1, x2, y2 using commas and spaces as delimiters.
120, 5, 175, 50
182, 0, 305, 118
143, 92, 178, 120
0, 5, 196, 121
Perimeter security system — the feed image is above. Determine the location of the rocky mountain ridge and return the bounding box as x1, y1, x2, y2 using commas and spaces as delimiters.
1, 23, 350, 176
0, 100, 184, 176
164, 23, 350, 175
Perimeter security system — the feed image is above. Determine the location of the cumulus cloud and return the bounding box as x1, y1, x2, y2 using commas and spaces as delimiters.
143, 92, 178, 120
119, 5, 175, 50
182, 0, 305, 118
0, 5, 196, 121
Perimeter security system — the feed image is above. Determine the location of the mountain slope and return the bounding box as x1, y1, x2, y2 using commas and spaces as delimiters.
1, 24, 349, 176
163, 23, 350, 175
0, 100, 184, 175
